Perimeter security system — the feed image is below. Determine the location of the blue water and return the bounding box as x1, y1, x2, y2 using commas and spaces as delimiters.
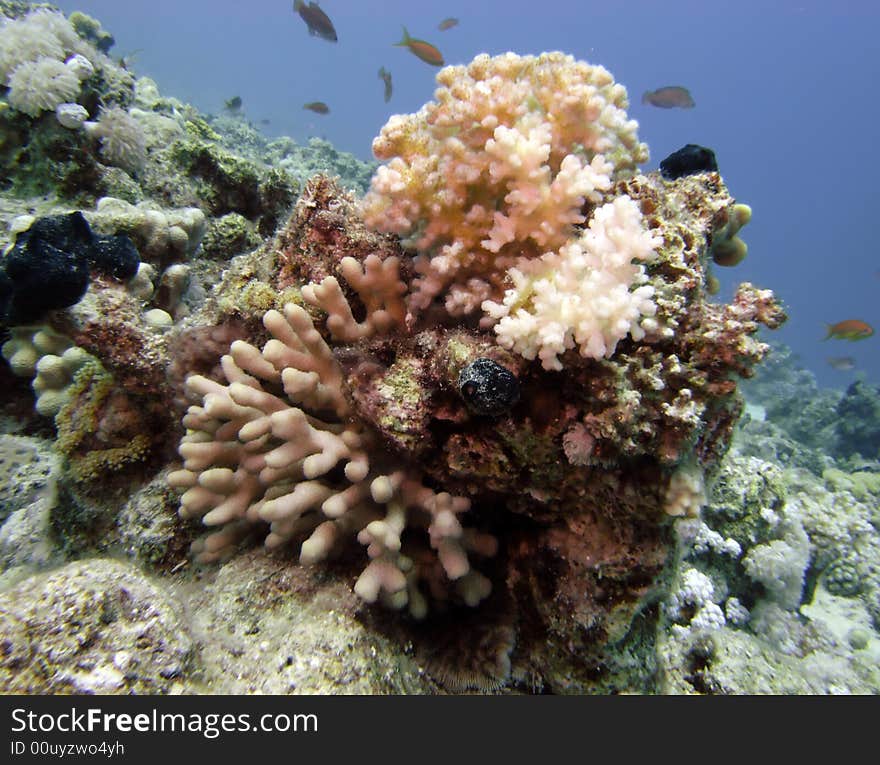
50, 0, 880, 390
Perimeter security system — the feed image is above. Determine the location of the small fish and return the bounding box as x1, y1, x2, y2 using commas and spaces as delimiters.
258, 118, 271, 126
394, 26, 444, 66
116, 49, 142, 70
224, 96, 242, 112
303, 101, 329, 114
823, 320, 874, 341
293, 0, 337, 42
827, 356, 857, 371
378, 66, 393, 103
437, 17, 459, 31
642, 86, 695, 109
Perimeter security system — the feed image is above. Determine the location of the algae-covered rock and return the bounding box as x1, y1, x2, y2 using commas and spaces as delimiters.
0, 435, 63, 579
173, 551, 434, 694
0, 558, 192, 693
199, 211, 262, 260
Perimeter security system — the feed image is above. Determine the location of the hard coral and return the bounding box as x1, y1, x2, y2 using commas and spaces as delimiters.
361, 51, 648, 325
171, 51, 783, 690
170, 261, 496, 618
482, 194, 660, 370
173, 163, 782, 634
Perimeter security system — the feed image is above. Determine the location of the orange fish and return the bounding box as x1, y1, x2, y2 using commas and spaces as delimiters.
303, 101, 329, 114
394, 26, 444, 66
823, 320, 874, 341
438, 17, 459, 31
642, 86, 695, 109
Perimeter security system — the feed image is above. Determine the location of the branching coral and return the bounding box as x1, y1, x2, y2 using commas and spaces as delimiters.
482, 194, 660, 370
361, 51, 648, 325
170, 258, 496, 617
166, 47, 784, 688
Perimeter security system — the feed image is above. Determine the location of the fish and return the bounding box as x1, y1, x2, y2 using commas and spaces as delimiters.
823, 320, 874, 341
293, 0, 337, 42
378, 67, 392, 103
642, 86, 695, 109
116, 49, 142, 71
303, 101, 330, 114
437, 17, 459, 31
224, 96, 242, 112
394, 26, 444, 66
827, 356, 857, 371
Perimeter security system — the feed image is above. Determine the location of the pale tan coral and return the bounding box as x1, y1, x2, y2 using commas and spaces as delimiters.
86, 197, 206, 267
1, 326, 93, 417
664, 464, 706, 518
300, 254, 406, 342
170, 271, 494, 616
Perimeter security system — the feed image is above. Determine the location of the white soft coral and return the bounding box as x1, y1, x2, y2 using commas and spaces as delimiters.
482, 194, 660, 370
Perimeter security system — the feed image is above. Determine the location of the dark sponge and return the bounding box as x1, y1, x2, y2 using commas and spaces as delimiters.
0, 211, 140, 325
0, 240, 90, 324
660, 144, 718, 181
89, 233, 140, 280
458, 357, 520, 417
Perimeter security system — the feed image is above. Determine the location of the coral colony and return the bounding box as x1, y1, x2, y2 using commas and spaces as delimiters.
169, 51, 784, 624
14, 8, 880, 694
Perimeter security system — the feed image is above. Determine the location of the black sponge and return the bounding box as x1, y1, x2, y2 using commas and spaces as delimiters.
0, 211, 141, 325
660, 144, 718, 181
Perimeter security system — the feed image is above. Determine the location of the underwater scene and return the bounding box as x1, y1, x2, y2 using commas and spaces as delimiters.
0, 0, 878, 695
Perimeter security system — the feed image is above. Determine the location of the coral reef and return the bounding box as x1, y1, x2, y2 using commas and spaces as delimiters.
170, 149, 782, 690
833, 380, 880, 460
154, 50, 787, 691
10, 10, 870, 695
740, 340, 880, 465
656, 442, 880, 693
